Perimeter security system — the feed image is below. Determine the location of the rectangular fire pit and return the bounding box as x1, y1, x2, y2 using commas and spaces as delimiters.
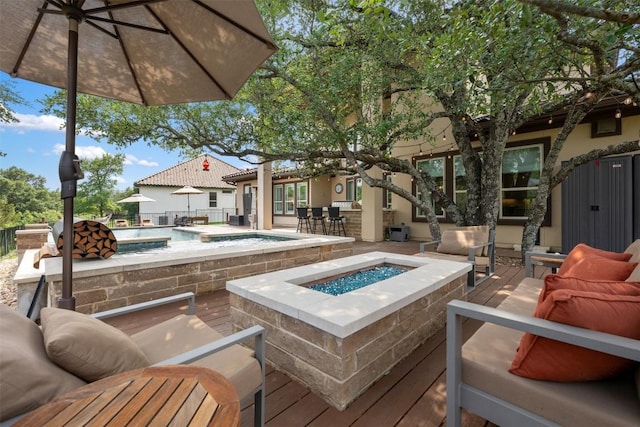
227, 251, 471, 410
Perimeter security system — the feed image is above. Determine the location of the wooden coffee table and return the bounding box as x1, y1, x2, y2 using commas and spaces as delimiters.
15, 365, 240, 426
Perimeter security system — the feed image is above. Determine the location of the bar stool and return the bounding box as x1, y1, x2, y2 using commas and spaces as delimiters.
296, 207, 311, 233
327, 206, 346, 236
311, 207, 327, 235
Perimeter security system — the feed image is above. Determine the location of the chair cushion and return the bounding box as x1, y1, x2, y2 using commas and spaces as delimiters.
510, 290, 640, 381
558, 243, 632, 275
40, 307, 149, 382
538, 275, 640, 303
456, 225, 490, 256
437, 229, 484, 256
0, 304, 86, 421
561, 255, 637, 281
131, 314, 262, 400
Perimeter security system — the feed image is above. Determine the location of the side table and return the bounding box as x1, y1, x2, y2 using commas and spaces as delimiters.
15, 365, 240, 426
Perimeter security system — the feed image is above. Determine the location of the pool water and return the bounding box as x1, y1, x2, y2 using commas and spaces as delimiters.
115, 232, 295, 256
309, 264, 409, 296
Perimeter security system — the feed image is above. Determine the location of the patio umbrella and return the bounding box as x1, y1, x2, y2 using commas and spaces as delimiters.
172, 185, 203, 216
0, 1, 277, 310
117, 193, 156, 225
116, 193, 156, 204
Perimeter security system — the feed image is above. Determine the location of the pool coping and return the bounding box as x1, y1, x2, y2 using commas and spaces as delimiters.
15, 228, 354, 284
227, 251, 472, 338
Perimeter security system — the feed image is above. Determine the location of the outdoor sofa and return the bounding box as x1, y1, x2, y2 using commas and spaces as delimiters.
447, 240, 640, 426
0, 293, 266, 427
418, 225, 496, 287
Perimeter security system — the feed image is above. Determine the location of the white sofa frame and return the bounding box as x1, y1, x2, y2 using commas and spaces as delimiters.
446, 299, 640, 427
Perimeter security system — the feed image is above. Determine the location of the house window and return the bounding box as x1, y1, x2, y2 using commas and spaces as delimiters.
453, 156, 468, 213
346, 177, 362, 201
412, 138, 549, 224
273, 181, 309, 215
297, 182, 308, 207
274, 185, 284, 215
415, 158, 445, 218
284, 183, 295, 214
209, 191, 217, 208
501, 145, 542, 219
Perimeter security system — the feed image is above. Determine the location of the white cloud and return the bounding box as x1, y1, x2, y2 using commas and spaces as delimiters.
0, 113, 64, 134
124, 154, 159, 167
0, 113, 93, 136
53, 143, 107, 160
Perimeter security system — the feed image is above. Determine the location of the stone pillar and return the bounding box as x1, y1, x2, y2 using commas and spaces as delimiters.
361, 167, 384, 242
258, 162, 272, 230
15, 228, 50, 263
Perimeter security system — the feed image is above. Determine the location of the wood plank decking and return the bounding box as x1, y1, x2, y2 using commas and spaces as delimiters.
105, 241, 549, 427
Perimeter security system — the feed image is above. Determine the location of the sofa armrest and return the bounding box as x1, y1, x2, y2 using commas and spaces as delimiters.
524, 251, 567, 277
420, 239, 441, 253
91, 292, 196, 319
446, 299, 640, 427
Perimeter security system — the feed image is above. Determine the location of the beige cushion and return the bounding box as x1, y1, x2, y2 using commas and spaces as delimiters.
456, 225, 490, 256
131, 314, 262, 400
627, 263, 640, 283
0, 304, 85, 421
461, 279, 640, 426
624, 239, 640, 255
437, 229, 485, 256
40, 307, 149, 382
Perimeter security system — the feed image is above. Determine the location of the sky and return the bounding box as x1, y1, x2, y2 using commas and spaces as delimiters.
0, 73, 252, 191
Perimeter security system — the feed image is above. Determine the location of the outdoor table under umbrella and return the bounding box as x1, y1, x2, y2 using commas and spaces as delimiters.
172, 185, 203, 217
0, 1, 277, 310
116, 193, 156, 225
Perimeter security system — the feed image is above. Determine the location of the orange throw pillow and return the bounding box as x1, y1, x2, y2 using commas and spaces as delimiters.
557, 243, 632, 276
510, 290, 640, 381
561, 256, 637, 281
538, 275, 640, 303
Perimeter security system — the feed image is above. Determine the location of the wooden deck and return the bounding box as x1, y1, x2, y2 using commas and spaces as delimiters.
105, 241, 548, 427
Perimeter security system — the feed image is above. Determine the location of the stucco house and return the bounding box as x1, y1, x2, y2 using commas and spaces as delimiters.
223, 98, 640, 252
133, 155, 241, 224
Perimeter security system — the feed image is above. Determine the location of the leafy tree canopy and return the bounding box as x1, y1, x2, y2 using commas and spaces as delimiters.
0, 167, 62, 227
40, 0, 640, 249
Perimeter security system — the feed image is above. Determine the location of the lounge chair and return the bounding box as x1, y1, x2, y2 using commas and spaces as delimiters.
141, 218, 154, 226
114, 219, 129, 227
0, 293, 266, 427
418, 225, 495, 287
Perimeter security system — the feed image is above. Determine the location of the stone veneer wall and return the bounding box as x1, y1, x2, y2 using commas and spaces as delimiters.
47, 242, 353, 314
336, 209, 395, 240
15, 228, 50, 263
230, 274, 467, 410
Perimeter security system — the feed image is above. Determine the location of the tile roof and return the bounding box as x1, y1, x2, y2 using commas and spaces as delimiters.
135, 155, 240, 189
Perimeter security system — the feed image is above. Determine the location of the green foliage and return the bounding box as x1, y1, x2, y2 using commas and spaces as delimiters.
0, 167, 62, 227
76, 154, 125, 217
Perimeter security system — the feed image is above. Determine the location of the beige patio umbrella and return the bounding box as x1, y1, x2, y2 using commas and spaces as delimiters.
117, 193, 156, 225
0, 0, 277, 310
172, 185, 203, 217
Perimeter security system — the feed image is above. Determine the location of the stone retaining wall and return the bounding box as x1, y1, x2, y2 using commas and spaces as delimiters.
46, 241, 353, 314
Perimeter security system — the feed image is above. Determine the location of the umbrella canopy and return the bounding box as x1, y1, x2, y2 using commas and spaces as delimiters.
172, 185, 203, 215
116, 194, 156, 204
0, 1, 277, 310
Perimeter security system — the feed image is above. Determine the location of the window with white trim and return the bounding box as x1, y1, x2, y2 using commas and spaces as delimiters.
274, 185, 284, 214
209, 191, 217, 208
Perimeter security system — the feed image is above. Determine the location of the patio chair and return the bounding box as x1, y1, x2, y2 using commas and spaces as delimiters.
327, 206, 346, 236
174, 215, 191, 226
114, 219, 128, 227
0, 293, 266, 427
311, 207, 327, 235
141, 218, 154, 226
296, 207, 311, 233
418, 225, 495, 287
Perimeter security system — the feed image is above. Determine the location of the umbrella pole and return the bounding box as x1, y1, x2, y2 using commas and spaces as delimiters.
58, 15, 82, 311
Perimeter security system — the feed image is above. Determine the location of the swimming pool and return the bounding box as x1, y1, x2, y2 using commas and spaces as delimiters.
113, 227, 296, 256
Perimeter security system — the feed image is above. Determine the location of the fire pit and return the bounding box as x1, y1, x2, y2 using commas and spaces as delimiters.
227, 251, 471, 410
